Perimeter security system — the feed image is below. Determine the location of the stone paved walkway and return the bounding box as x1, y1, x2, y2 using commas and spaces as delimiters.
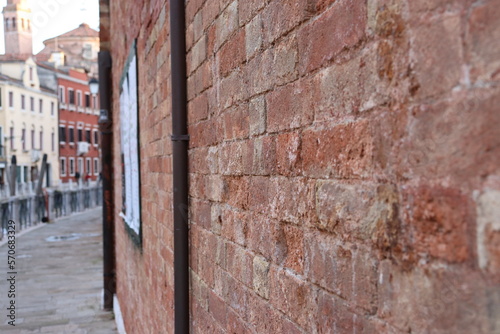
0, 208, 117, 333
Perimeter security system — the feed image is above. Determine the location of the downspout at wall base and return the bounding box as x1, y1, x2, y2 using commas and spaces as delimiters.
170, 0, 190, 333
99, 50, 115, 310
99, 0, 115, 311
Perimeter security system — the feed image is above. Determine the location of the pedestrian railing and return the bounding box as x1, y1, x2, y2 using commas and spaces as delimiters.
0, 186, 102, 240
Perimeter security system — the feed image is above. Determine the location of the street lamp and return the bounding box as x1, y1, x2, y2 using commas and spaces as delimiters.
88, 77, 99, 95
89, 77, 107, 123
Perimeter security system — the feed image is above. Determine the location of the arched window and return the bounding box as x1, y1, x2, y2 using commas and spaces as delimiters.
5, 19, 9, 30
12, 18, 16, 29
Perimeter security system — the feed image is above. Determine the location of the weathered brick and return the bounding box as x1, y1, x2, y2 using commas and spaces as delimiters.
188, 91, 209, 124
475, 190, 500, 271
267, 78, 313, 133
189, 118, 220, 148
222, 176, 249, 210
410, 14, 462, 98
301, 120, 374, 178
299, 0, 366, 73
317, 290, 355, 334
304, 232, 353, 299
245, 13, 263, 59
247, 212, 286, 264
188, 35, 207, 74
222, 104, 249, 141
269, 266, 314, 330
352, 249, 379, 314
282, 224, 304, 274
219, 140, 253, 175
272, 177, 315, 225
239, 0, 267, 24
215, 0, 239, 51
377, 262, 491, 333
219, 69, 248, 110
251, 135, 277, 175
193, 10, 204, 42
206, 174, 225, 202
248, 293, 284, 333
246, 48, 274, 96
208, 291, 228, 328
402, 184, 474, 263
398, 89, 500, 181
253, 255, 270, 299
276, 132, 301, 176
315, 45, 391, 118
467, 1, 500, 82
225, 243, 253, 286
262, 0, 314, 45
248, 95, 266, 136
219, 29, 246, 77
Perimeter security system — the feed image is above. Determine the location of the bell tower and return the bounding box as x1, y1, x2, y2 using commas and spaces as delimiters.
3, 0, 33, 55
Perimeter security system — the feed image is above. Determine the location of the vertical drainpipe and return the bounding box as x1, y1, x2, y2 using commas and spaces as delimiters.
170, 0, 190, 333
99, 0, 116, 311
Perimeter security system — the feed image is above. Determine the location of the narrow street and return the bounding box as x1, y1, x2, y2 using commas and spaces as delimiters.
0, 208, 117, 333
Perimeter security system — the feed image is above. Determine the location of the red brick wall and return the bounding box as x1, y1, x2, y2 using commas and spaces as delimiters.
110, 1, 174, 333
110, 0, 500, 333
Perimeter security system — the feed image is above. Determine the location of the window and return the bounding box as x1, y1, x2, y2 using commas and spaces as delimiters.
85, 130, 91, 144
69, 127, 74, 143
51, 102, 55, 116
86, 158, 91, 175
30, 129, 34, 149
0, 127, 3, 156
12, 18, 16, 29
0, 87, 2, 108
85, 93, 91, 107
39, 130, 43, 150
69, 158, 75, 176
59, 125, 66, 143
39, 99, 43, 113
21, 129, 26, 151
93, 95, 97, 109
60, 157, 66, 176
78, 158, 83, 174
93, 130, 99, 146
68, 89, 75, 105
59, 86, 65, 103
94, 158, 99, 175
29, 67, 33, 81
77, 90, 82, 107
21, 94, 25, 110
51, 131, 55, 151
9, 92, 13, 108
21, 18, 24, 29
30, 96, 34, 112
10, 127, 14, 150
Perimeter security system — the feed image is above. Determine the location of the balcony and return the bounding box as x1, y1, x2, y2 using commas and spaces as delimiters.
77, 106, 85, 113
77, 141, 90, 156
31, 149, 41, 163
59, 103, 67, 110
68, 104, 76, 111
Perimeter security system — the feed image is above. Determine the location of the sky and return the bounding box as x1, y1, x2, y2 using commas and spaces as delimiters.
0, 0, 99, 54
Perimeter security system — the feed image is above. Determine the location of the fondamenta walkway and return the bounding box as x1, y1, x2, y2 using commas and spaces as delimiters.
0, 207, 117, 333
